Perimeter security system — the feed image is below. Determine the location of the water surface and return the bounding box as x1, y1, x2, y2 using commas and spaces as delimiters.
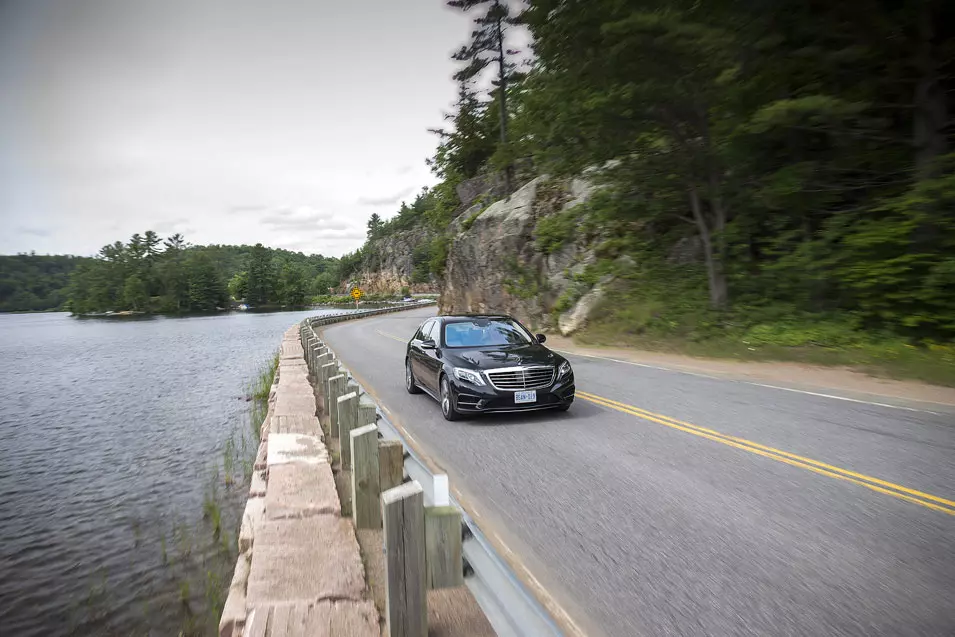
0, 309, 341, 635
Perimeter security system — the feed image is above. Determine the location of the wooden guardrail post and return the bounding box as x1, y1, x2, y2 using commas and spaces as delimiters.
320, 362, 337, 396
379, 440, 404, 492
425, 506, 464, 589
350, 424, 381, 528
316, 352, 332, 384
337, 391, 358, 469
358, 394, 378, 428
327, 374, 346, 438
383, 482, 427, 637
308, 339, 321, 370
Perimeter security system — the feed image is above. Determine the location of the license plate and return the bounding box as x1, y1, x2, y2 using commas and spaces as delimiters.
514, 390, 537, 404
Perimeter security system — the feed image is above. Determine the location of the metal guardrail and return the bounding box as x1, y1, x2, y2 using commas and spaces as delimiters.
302, 303, 565, 637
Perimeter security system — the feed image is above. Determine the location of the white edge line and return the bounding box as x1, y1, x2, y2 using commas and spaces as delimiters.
552, 348, 944, 415
750, 383, 941, 415
551, 347, 722, 379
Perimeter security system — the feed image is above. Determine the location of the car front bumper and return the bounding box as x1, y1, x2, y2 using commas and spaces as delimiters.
450, 374, 576, 413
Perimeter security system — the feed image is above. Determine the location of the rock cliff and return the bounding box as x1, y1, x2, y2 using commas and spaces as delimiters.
345, 227, 438, 295
439, 176, 606, 334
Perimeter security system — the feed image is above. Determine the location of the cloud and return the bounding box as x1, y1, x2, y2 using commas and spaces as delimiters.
151, 217, 190, 233
274, 231, 367, 253
260, 208, 350, 233
227, 205, 270, 216
17, 226, 52, 237
356, 186, 415, 207
396, 165, 413, 175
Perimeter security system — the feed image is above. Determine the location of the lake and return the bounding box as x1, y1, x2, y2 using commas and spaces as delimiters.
0, 309, 346, 636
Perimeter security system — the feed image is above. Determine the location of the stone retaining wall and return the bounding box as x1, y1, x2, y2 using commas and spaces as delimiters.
218, 325, 377, 637
218, 305, 433, 637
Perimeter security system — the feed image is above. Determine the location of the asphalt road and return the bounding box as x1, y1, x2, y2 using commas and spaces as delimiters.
322, 307, 955, 637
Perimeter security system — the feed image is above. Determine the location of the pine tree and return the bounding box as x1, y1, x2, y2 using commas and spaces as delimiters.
367, 213, 384, 238
428, 79, 496, 181
447, 0, 520, 192
246, 243, 274, 306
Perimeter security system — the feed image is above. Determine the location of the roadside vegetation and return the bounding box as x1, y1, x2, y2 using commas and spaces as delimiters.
338, 0, 955, 385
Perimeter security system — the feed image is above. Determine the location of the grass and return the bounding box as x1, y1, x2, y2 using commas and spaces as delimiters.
461, 208, 484, 231
248, 351, 279, 443
250, 351, 279, 402
579, 299, 955, 387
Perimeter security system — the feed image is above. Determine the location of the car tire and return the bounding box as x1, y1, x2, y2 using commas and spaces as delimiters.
406, 359, 422, 394
440, 376, 461, 421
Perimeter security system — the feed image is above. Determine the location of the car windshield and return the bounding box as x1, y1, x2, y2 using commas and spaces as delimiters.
443, 318, 533, 348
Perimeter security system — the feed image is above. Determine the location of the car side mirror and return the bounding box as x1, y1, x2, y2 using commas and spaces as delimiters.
421, 339, 436, 350
536, 333, 547, 344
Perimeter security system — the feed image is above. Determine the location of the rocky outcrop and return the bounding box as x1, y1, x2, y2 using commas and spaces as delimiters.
439, 176, 605, 334
346, 227, 438, 295
557, 282, 607, 335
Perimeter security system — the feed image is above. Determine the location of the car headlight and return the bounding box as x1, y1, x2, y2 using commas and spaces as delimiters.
453, 367, 486, 386
558, 361, 572, 378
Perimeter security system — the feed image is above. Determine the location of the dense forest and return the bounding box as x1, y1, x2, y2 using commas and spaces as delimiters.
343, 0, 955, 347
0, 232, 342, 315
0, 254, 93, 312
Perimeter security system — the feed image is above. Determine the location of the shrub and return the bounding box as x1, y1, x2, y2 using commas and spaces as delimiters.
535, 209, 577, 254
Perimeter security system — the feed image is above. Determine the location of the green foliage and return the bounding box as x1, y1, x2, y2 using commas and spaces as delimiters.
310, 271, 338, 297
428, 235, 450, 278
123, 275, 149, 311
276, 261, 307, 306
366, 213, 384, 239
743, 320, 866, 348
186, 253, 228, 312
61, 232, 340, 314
411, 243, 432, 284
0, 254, 92, 312
534, 209, 577, 254
507, 0, 955, 342
503, 256, 546, 300
461, 209, 483, 231
245, 243, 274, 306
227, 271, 248, 300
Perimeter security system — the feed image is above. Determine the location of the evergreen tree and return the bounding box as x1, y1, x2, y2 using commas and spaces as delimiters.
246, 243, 274, 306
428, 80, 496, 181
123, 274, 148, 311
446, 0, 521, 192
186, 252, 227, 311
367, 213, 384, 238
277, 262, 307, 306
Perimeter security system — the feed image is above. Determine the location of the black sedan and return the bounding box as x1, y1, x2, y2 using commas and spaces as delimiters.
405, 314, 575, 421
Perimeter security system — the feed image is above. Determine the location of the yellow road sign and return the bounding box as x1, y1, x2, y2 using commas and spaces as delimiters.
351, 287, 363, 300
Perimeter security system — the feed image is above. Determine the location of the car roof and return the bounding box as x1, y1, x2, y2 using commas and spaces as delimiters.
437, 314, 513, 323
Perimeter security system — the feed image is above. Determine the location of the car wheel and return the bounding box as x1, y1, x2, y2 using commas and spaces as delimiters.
440, 376, 461, 421
406, 359, 422, 394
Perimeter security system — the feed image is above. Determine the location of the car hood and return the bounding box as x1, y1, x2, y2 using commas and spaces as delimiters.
444, 344, 562, 370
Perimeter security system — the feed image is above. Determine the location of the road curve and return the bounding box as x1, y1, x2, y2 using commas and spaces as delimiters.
322, 307, 955, 637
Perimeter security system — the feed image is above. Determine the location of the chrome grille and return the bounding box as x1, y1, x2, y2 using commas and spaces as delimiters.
486, 366, 555, 391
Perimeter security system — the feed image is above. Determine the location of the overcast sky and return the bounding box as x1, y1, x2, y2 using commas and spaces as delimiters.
0, 0, 519, 257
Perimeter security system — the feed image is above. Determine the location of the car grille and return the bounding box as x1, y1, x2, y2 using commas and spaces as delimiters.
486, 366, 555, 391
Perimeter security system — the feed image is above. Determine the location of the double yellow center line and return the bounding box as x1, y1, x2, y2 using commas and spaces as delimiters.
368, 326, 953, 515
576, 390, 955, 516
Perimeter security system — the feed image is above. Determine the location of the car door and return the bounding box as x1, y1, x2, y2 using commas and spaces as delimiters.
409, 320, 434, 388
419, 320, 444, 392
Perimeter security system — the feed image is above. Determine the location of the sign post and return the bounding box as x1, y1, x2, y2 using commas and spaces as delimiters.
351, 286, 363, 310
